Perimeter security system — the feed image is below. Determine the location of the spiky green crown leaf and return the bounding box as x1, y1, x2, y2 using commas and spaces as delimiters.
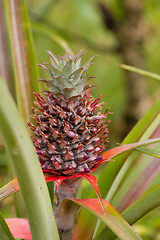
39, 50, 95, 99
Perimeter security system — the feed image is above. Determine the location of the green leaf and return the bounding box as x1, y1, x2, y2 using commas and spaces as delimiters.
120, 64, 160, 81
0, 213, 14, 240
63, 199, 142, 240
68, 68, 85, 85
0, 78, 59, 240
122, 182, 160, 224
135, 147, 160, 158
62, 60, 73, 77
0, 178, 19, 202
5, 0, 39, 121
95, 183, 160, 240
0, 1, 14, 95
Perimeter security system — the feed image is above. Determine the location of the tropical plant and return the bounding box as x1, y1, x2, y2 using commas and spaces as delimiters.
1, 1, 160, 240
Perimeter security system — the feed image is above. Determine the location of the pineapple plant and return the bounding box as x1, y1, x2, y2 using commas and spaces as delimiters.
27, 50, 111, 238
28, 50, 109, 179
1, 50, 160, 240
2, 1, 160, 239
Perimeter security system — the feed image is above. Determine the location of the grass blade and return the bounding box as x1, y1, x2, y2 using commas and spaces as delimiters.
120, 64, 160, 81
0, 78, 59, 240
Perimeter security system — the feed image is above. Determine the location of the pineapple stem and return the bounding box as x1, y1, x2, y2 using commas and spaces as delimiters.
53, 178, 82, 240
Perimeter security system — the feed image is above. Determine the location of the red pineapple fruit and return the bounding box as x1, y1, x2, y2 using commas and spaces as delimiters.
28, 50, 110, 180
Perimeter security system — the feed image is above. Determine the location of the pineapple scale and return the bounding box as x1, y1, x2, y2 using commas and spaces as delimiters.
28, 91, 109, 176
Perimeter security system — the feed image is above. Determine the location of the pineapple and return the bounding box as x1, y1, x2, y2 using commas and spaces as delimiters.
28, 50, 109, 177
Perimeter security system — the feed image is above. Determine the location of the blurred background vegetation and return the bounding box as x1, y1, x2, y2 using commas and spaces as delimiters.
1, 0, 160, 239
27, 0, 160, 142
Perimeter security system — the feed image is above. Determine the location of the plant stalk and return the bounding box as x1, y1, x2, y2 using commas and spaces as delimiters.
54, 178, 82, 240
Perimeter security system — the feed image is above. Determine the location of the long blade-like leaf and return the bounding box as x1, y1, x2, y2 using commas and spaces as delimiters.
95, 182, 160, 240
0, 1, 13, 94
122, 182, 160, 224
0, 0, 14, 155
0, 214, 14, 240
5, 0, 39, 121
0, 178, 19, 202
120, 64, 160, 81
0, 78, 59, 240
116, 157, 160, 212
136, 147, 160, 158
60, 199, 141, 240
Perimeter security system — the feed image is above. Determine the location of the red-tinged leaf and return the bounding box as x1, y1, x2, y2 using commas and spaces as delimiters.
101, 138, 160, 160
95, 182, 160, 240
58, 199, 141, 240
6, 218, 31, 240
82, 175, 101, 201
82, 174, 104, 211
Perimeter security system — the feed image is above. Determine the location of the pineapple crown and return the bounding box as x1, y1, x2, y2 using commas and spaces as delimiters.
39, 50, 96, 99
